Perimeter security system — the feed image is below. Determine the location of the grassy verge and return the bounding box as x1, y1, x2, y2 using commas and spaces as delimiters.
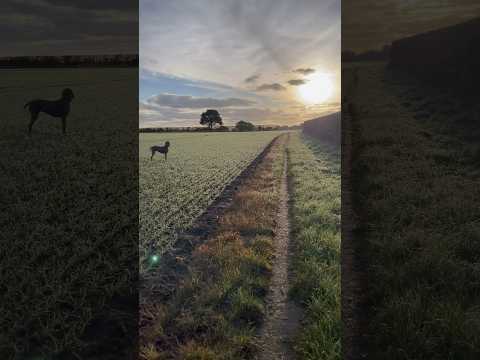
347, 63, 480, 359
140, 135, 286, 359
287, 132, 341, 359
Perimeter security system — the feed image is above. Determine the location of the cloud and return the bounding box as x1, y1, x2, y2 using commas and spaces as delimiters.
140, 0, 341, 85
244, 74, 260, 83
145, 93, 256, 109
287, 79, 307, 86
139, 0, 341, 127
294, 68, 316, 75
1, 0, 137, 56
256, 83, 286, 91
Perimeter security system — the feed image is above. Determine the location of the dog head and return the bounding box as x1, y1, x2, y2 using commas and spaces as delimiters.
165, 141, 170, 148
62, 88, 75, 102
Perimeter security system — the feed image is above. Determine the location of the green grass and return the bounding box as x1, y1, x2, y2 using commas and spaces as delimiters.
139, 131, 282, 270
140, 135, 286, 360
347, 63, 480, 359
0, 68, 137, 359
287, 132, 341, 360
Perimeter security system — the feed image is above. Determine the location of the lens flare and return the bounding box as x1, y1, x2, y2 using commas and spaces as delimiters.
297, 73, 334, 104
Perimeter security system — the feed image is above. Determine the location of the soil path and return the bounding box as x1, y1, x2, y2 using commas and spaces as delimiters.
257, 146, 301, 360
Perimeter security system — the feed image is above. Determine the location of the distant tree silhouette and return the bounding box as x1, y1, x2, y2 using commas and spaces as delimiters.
235, 120, 255, 131
0, 54, 139, 68
200, 109, 223, 129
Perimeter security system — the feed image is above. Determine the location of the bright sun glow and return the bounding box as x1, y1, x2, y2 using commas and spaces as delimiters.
298, 73, 334, 104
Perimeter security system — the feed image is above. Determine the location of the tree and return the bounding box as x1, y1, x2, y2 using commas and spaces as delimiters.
235, 120, 255, 132
200, 109, 223, 129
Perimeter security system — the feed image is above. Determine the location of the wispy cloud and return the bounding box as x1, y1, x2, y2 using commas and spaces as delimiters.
244, 74, 260, 83
294, 68, 316, 75
145, 93, 256, 109
256, 83, 286, 92
141, 0, 340, 85
287, 79, 307, 86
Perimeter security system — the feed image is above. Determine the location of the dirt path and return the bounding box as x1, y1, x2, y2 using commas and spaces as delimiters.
257, 148, 301, 360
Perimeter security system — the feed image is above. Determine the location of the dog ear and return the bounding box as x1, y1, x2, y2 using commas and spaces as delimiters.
63, 88, 74, 99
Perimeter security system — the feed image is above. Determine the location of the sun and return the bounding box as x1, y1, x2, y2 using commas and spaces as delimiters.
297, 73, 334, 105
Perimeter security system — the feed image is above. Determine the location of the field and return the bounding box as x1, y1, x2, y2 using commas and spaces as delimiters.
140, 131, 342, 359
0, 69, 342, 358
0, 68, 138, 358
344, 62, 480, 359
139, 131, 282, 269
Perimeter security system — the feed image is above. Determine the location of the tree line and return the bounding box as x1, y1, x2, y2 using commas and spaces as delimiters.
0, 54, 138, 68
140, 109, 300, 133
139, 124, 299, 133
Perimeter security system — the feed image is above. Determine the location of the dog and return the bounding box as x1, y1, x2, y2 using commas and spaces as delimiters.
150, 141, 170, 160
24, 88, 75, 134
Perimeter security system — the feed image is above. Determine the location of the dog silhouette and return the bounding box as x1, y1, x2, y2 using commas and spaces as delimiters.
24, 88, 74, 134
150, 141, 170, 160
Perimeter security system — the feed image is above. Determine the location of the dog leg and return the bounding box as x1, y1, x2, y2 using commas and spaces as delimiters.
28, 113, 38, 134
62, 117, 67, 134
151, 151, 154, 161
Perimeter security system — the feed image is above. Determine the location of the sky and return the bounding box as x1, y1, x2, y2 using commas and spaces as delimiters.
343, 0, 480, 52
0, 0, 138, 56
140, 0, 341, 128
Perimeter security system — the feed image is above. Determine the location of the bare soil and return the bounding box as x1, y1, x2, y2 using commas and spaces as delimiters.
257, 150, 302, 360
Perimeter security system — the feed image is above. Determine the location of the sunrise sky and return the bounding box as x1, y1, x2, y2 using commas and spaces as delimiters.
139, 0, 341, 128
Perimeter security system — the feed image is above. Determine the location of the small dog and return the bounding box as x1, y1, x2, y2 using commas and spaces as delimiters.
24, 88, 75, 134
150, 141, 170, 160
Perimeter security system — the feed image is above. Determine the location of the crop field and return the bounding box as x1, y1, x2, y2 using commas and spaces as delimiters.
345, 62, 480, 359
140, 134, 286, 359
0, 68, 137, 358
139, 131, 282, 269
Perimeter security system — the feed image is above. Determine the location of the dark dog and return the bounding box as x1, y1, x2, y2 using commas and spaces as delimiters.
24, 88, 75, 134
150, 141, 170, 160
